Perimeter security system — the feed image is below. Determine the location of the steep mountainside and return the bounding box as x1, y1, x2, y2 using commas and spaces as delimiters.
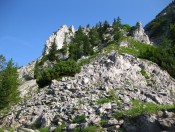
1, 51, 175, 131
145, 1, 175, 46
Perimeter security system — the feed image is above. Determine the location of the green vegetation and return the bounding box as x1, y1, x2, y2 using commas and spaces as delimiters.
97, 90, 120, 105
140, 46, 175, 78
0, 127, 14, 132
54, 124, 66, 132
72, 114, 86, 123
35, 59, 80, 88
0, 55, 20, 110
114, 100, 175, 119
81, 125, 99, 132
97, 98, 113, 104
48, 40, 58, 61
73, 125, 99, 132
140, 69, 150, 79
39, 127, 49, 132
145, 1, 175, 46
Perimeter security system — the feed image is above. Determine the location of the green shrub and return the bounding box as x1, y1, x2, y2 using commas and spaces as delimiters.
140, 46, 175, 78
0, 127, 14, 132
72, 115, 86, 123
53, 59, 80, 77
54, 124, 66, 132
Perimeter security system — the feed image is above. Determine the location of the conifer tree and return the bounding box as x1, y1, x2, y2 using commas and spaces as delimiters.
0, 55, 6, 71
0, 59, 19, 110
103, 20, 109, 32
83, 35, 92, 56
48, 40, 58, 61
116, 16, 121, 29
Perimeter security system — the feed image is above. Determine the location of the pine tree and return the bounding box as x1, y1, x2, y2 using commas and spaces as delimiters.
34, 60, 41, 79
0, 55, 6, 71
116, 16, 121, 28
113, 17, 122, 32
97, 21, 104, 43
0, 59, 19, 110
83, 35, 92, 56
103, 20, 109, 32
89, 28, 101, 46
48, 40, 58, 62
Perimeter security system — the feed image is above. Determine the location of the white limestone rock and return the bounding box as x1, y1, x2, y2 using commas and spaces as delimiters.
18, 60, 36, 80
119, 41, 129, 47
132, 22, 151, 44
45, 25, 75, 55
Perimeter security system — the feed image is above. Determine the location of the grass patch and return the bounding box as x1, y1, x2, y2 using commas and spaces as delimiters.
100, 118, 108, 126
102, 37, 152, 57
72, 114, 86, 123
97, 98, 113, 104
114, 100, 175, 119
0, 127, 14, 132
140, 69, 150, 79
54, 124, 66, 132
73, 125, 99, 132
39, 127, 49, 132
97, 90, 121, 105
82, 125, 99, 132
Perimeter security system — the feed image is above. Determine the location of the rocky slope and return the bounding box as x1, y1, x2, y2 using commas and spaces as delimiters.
1, 50, 175, 131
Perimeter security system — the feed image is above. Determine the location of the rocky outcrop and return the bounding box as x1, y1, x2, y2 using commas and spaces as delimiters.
1, 51, 175, 131
18, 60, 37, 80
123, 111, 175, 132
132, 22, 151, 44
45, 25, 75, 55
18, 25, 75, 81
18, 80, 38, 98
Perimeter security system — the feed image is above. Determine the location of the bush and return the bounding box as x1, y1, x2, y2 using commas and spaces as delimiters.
36, 68, 53, 88
35, 59, 80, 88
53, 59, 80, 77
140, 46, 175, 78
54, 124, 66, 132
72, 115, 86, 123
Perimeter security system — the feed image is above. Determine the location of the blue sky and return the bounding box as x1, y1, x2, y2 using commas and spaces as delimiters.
0, 0, 172, 66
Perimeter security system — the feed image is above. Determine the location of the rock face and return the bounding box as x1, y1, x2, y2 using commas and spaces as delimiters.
132, 22, 151, 44
1, 51, 175, 131
123, 111, 175, 132
18, 60, 37, 80
45, 25, 75, 55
